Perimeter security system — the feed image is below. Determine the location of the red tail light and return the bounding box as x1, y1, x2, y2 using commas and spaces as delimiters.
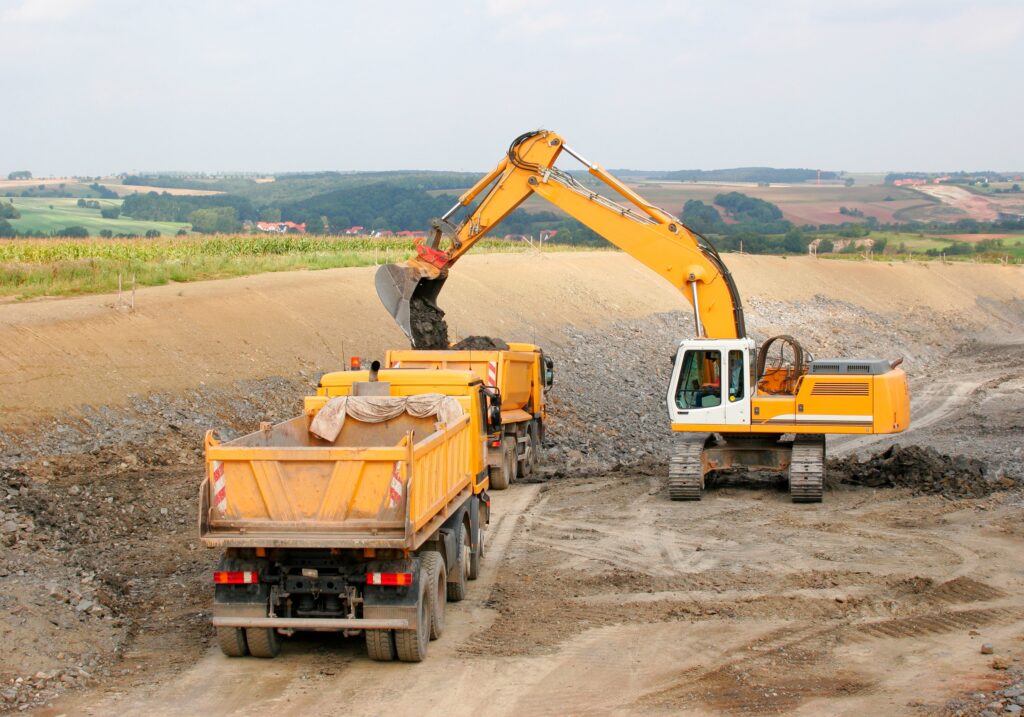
366, 572, 412, 586
490, 439, 501, 448
214, 571, 258, 584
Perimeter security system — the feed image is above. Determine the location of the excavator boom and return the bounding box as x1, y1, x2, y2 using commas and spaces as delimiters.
375, 130, 745, 347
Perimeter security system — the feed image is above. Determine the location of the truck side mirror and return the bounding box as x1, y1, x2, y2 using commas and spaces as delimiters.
488, 404, 503, 432
543, 357, 555, 388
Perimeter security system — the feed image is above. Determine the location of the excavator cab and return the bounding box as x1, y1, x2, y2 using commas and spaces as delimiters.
667, 339, 754, 427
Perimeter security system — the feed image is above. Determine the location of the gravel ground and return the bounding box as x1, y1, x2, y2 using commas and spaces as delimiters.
0, 290, 1022, 713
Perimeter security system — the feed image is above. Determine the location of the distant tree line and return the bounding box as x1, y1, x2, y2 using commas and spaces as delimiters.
0, 200, 20, 219
680, 192, 792, 236
7, 171, 31, 180
610, 167, 839, 183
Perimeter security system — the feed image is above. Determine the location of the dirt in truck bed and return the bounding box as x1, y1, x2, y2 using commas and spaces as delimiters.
0, 254, 1021, 715
450, 335, 510, 350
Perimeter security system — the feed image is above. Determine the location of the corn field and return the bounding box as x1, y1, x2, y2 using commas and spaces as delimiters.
0, 234, 571, 299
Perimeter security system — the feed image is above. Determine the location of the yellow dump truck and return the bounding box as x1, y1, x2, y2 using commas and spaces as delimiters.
199, 366, 499, 662
386, 342, 554, 489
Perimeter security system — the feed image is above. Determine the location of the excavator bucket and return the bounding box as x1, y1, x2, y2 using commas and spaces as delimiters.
374, 260, 449, 348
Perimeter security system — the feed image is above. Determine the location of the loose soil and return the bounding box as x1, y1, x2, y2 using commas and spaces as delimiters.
408, 295, 450, 350
451, 336, 510, 350
0, 252, 1021, 715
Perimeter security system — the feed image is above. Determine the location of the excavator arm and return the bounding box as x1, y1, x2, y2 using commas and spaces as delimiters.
375, 129, 746, 346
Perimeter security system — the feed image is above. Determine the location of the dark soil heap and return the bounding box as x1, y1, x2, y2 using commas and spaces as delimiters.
829, 444, 1003, 499
451, 336, 510, 350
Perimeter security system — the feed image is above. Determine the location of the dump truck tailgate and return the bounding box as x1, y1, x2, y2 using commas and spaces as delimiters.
200, 412, 474, 549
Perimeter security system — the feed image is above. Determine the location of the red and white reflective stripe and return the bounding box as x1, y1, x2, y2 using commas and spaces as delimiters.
211, 460, 228, 514
487, 361, 497, 387
393, 361, 401, 368
214, 571, 258, 584
367, 572, 413, 586
388, 462, 403, 508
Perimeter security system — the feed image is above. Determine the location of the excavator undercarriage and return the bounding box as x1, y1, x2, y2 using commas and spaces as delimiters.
669, 433, 826, 503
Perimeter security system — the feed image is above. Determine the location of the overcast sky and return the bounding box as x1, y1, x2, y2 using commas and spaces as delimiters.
2, 0, 1022, 176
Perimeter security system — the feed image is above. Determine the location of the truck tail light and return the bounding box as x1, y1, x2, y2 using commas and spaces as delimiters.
366, 572, 412, 586
214, 571, 258, 584
490, 438, 501, 448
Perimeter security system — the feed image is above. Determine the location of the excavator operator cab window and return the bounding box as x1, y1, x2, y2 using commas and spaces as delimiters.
675, 350, 722, 410
728, 350, 745, 402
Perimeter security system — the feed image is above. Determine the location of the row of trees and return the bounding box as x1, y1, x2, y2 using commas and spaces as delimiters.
121, 192, 256, 222
0, 201, 20, 219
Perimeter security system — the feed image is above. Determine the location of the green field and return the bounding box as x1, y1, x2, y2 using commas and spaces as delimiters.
0, 235, 588, 299
4, 198, 190, 236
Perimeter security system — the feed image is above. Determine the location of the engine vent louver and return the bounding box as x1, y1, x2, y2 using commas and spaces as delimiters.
810, 382, 870, 396
809, 359, 890, 376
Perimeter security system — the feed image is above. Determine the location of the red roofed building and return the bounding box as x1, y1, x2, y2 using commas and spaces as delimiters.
344, 226, 365, 235
255, 221, 306, 233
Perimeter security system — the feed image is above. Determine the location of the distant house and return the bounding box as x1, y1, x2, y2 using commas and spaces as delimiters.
396, 230, 427, 238
255, 221, 306, 233
344, 226, 365, 235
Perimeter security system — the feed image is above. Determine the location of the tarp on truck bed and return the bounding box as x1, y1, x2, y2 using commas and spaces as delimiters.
310, 393, 464, 442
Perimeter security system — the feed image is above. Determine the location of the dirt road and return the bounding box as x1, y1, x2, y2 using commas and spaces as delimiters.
45, 467, 1024, 716
0, 252, 1020, 716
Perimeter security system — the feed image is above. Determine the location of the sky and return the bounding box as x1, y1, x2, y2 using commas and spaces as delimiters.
1, 0, 1023, 176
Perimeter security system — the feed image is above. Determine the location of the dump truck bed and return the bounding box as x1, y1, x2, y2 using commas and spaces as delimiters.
385, 342, 545, 424
199, 408, 475, 550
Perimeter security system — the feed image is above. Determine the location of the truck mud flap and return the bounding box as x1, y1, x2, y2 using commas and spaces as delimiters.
214, 556, 270, 606
363, 557, 420, 631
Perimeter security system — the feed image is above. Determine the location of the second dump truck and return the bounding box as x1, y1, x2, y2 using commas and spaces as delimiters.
386, 342, 553, 489
200, 366, 499, 662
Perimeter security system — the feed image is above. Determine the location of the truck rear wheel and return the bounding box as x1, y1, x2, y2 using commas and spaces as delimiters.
447, 523, 469, 602
518, 422, 539, 479
394, 565, 430, 662
421, 551, 446, 640
245, 627, 280, 658
365, 629, 396, 661
468, 526, 484, 580
489, 437, 516, 490
217, 627, 249, 657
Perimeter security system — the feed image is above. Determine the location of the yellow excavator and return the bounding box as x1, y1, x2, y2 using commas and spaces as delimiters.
376, 130, 910, 502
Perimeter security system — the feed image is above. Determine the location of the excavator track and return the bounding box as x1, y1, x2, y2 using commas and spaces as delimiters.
789, 435, 825, 503
669, 434, 710, 501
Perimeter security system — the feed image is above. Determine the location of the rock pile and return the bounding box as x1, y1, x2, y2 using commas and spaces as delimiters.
829, 444, 1009, 499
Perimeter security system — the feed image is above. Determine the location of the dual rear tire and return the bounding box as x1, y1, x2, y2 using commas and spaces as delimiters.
217, 626, 279, 658
366, 550, 446, 663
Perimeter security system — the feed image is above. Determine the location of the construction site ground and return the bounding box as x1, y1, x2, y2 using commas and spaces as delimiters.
0, 252, 1022, 716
